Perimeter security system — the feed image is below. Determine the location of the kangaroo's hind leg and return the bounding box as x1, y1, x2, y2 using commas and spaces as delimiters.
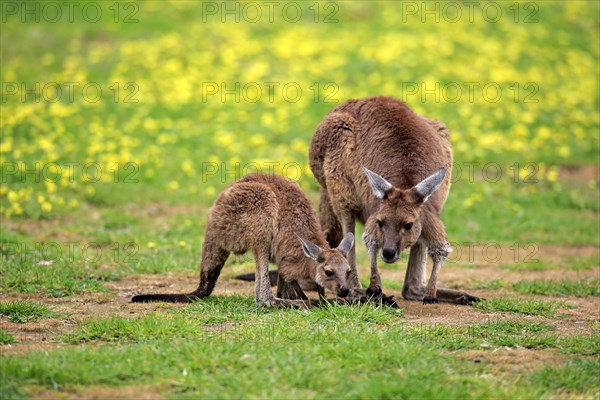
254, 247, 276, 306
319, 189, 343, 248
188, 229, 231, 299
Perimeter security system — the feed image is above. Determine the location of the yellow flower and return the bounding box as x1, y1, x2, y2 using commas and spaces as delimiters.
143, 118, 158, 131
0, 137, 12, 153
558, 146, 571, 158
12, 204, 23, 215
537, 127, 551, 139
178, 240, 187, 247
249, 134, 266, 146
147, 242, 156, 249
546, 168, 559, 182
169, 181, 180, 190
45, 181, 57, 193
216, 133, 234, 148
181, 160, 195, 176
41, 202, 52, 212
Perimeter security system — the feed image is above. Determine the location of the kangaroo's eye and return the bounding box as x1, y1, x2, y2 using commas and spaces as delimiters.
404, 222, 413, 230
346, 270, 352, 277
325, 270, 334, 277
377, 220, 384, 228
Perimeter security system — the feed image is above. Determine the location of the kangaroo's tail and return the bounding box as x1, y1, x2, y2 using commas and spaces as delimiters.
234, 270, 278, 286
131, 293, 199, 303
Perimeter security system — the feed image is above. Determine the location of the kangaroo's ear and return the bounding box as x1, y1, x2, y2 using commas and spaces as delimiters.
297, 235, 323, 261
410, 167, 446, 204
362, 167, 393, 199
336, 232, 354, 255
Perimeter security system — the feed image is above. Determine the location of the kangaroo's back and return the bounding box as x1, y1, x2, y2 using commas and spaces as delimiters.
331, 96, 452, 208
237, 174, 328, 257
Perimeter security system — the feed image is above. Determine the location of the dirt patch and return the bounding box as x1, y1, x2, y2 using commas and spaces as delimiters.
454, 348, 568, 374
559, 164, 600, 183
29, 384, 165, 400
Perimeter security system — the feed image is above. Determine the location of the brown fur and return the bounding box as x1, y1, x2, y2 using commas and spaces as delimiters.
309, 96, 479, 305
132, 173, 354, 307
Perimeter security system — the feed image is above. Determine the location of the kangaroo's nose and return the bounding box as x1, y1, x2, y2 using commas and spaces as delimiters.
382, 248, 397, 262
338, 287, 349, 297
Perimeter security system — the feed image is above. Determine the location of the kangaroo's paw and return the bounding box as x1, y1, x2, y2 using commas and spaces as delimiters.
379, 293, 399, 308
423, 296, 440, 304
456, 293, 481, 305
366, 285, 383, 299
362, 287, 398, 308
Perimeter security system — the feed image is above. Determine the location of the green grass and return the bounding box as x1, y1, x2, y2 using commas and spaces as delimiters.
0, 301, 59, 323
63, 297, 404, 344
0, 330, 17, 345
502, 256, 599, 271
528, 358, 600, 396
474, 279, 599, 297
3, 312, 597, 398
512, 279, 599, 297
501, 261, 551, 271
566, 256, 600, 271
1, 302, 513, 399
473, 298, 571, 317
0, 257, 119, 297
444, 179, 600, 245
0, 338, 513, 400
380, 278, 404, 291
558, 335, 600, 356
392, 320, 558, 351
474, 279, 508, 290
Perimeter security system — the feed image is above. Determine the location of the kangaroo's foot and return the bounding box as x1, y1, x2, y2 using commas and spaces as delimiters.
409, 291, 480, 305
422, 296, 439, 304
347, 288, 398, 308
455, 293, 481, 305
366, 285, 382, 299
436, 288, 481, 305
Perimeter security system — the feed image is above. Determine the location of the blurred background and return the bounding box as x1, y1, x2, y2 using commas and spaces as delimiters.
1, 1, 598, 276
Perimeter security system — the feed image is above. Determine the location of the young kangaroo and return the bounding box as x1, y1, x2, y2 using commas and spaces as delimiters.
132, 173, 354, 307
309, 96, 479, 305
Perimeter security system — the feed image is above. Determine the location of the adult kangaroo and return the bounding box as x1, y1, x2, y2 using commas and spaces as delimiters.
309, 96, 479, 305
132, 173, 354, 307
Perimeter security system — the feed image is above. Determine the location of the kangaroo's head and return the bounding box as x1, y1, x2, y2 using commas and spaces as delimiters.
362, 167, 446, 263
297, 233, 354, 297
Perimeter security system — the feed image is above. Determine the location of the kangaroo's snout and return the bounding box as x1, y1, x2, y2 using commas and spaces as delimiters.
338, 287, 349, 297
382, 248, 398, 263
